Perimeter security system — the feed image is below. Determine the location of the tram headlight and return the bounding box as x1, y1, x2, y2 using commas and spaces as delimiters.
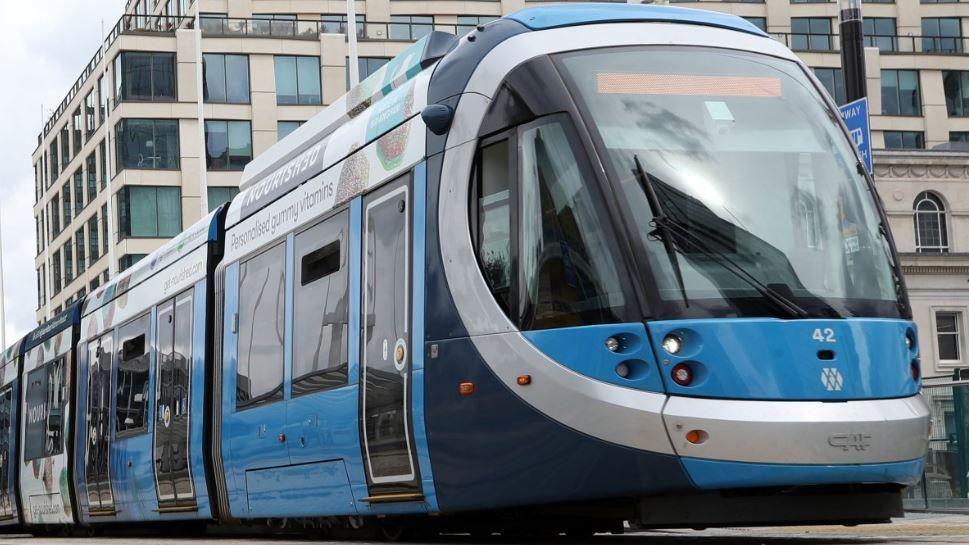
662, 334, 683, 355
605, 337, 621, 353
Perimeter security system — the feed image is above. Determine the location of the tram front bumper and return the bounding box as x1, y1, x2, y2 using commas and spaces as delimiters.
662, 394, 930, 489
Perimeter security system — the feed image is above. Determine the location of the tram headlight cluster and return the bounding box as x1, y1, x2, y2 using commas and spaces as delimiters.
661, 334, 682, 355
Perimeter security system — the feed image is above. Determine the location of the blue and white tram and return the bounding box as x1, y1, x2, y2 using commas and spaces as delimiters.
0, 3, 930, 534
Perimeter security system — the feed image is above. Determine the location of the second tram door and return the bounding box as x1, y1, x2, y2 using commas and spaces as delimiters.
153, 292, 196, 510
85, 333, 115, 515
360, 178, 422, 500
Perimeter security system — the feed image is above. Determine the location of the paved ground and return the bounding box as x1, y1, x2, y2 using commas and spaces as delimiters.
0, 513, 965, 544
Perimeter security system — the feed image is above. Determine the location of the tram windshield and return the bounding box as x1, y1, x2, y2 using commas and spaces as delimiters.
557, 46, 904, 319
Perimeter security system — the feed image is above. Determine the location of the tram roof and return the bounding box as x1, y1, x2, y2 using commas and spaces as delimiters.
81, 209, 222, 317
1, 337, 24, 366
23, 301, 83, 353
507, 3, 767, 37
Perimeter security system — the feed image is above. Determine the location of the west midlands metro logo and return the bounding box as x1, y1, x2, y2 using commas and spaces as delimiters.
821, 368, 844, 391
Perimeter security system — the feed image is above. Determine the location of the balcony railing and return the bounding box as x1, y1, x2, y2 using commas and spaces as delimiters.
773, 32, 969, 54
200, 17, 321, 40
42, 14, 192, 138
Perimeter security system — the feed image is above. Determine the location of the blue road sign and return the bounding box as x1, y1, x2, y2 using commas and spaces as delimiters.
839, 97, 872, 175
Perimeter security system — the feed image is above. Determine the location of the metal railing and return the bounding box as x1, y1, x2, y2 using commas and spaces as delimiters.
772, 32, 969, 54
904, 376, 969, 511
199, 17, 322, 40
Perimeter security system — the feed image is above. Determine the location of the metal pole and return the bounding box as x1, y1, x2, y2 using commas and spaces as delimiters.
101, 19, 118, 278
839, 0, 867, 103
0, 206, 6, 350
195, 6, 209, 216
346, 0, 360, 87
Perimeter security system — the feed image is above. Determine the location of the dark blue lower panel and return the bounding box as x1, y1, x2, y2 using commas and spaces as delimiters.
424, 337, 693, 513
681, 457, 925, 490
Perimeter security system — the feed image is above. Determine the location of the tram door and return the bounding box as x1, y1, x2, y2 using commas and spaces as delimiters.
85, 333, 115, 514
360, 178, 421, 499
153, 291, 196, 509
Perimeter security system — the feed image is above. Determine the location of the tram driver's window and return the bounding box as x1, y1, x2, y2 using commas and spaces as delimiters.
292, 211, 349, 397
473, 139, 513, 313
116, 314, 151, 434
237, 242, 286, 408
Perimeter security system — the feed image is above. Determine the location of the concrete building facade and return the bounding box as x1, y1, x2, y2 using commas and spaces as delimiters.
29, 0, 969, 376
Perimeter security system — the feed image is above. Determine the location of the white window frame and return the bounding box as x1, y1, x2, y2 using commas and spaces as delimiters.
932, 307, 966, 366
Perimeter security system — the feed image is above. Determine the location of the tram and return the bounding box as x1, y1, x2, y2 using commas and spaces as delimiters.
0, 3, 929, 535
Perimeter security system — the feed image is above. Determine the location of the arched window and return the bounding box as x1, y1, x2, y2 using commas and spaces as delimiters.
914, 191, 949, 253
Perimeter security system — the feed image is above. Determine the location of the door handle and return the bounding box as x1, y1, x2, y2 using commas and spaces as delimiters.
298, 436, 306, 448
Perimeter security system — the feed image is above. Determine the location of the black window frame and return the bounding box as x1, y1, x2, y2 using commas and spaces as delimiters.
113, 50, 177, 103
202, 53, 251, 104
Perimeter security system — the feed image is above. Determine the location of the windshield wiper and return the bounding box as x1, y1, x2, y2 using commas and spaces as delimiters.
632, 155, 809, 319
632, 155, 689, 307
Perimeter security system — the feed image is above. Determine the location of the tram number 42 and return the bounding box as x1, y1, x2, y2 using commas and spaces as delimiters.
812, 328, 837, 343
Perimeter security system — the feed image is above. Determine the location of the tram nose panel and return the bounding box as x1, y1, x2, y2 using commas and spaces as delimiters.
646, 318, 920, 401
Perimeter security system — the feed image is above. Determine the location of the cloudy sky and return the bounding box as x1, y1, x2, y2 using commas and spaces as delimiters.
0, 1, 123, 347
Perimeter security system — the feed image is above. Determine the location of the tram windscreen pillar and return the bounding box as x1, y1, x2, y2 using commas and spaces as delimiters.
839, 0, 867, 103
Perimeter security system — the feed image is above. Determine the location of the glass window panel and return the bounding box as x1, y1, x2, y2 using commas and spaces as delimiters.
296, 56, 321, 105
207, 186, 240, 212
277, 120, 303, 141
227, 121, 252, 170
157, 187, 181, 236
237, 243, 286, 408
116, 314, 151, 434
274, 56, 298, 105
293, 211, 349, 396
205, 120, 228, 170
519, 120, 627, 330
203, 53, 227, 102
225, 54, 250, 103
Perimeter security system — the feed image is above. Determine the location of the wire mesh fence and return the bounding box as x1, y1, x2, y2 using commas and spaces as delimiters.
905, 376, 969, 511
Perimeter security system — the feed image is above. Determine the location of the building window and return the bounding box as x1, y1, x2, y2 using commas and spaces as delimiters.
914, 191, 948, 253
951, 131, 969, 143
62, 181, 72, 228
119, 254, 146, 272
922, 18, 963, 53
346, 57, 390, 90
936, 311, 963, 362
389, 15, 433, 41
118, 186, 182, 239
114, 51, 176, 102
76, 228, 86, 275
116, 314, 151, 435
943, 71, 969, 117
52, 249, 61, 294
203, 54, 250, 104
74, 170, 84, 215
237, 242, 286, 408
884, 130, 925, 149
274, 56, 321, 105
742, 17, 767, 32
88, 215, 100, 263
277, 120, 304, 141
86, 153, 97, 202
97, 75, 107, 123
115, 119, 180, 170
61, 125, 71, 169
881, 70, 921, 116
208, 186, 240, 212
85, 91, 96, 137
50, 194, 60, 236
455, 15, 499, 36
98, 140, 107, 189
791, 18, 833, 51
814, 67, 846, 105
101, 204, 109, 256
321, 14, 364, 38
205, 120, 252, 171
50, 141, 59, 180
73, 108, 83, 155
863, 18, 897, 52
64, 241, 74, 284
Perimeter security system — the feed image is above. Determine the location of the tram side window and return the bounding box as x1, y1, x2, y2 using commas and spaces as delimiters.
24, 357, 67, 460
116, 314, 151, 434
471, 117, 627, 330
293, 210, 349, 396
472, 140, 513, 314
237, 242, 286, 408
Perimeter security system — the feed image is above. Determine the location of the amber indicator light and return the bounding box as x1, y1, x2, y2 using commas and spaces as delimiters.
459, 382, 475, 395
517, 375, 532, 386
